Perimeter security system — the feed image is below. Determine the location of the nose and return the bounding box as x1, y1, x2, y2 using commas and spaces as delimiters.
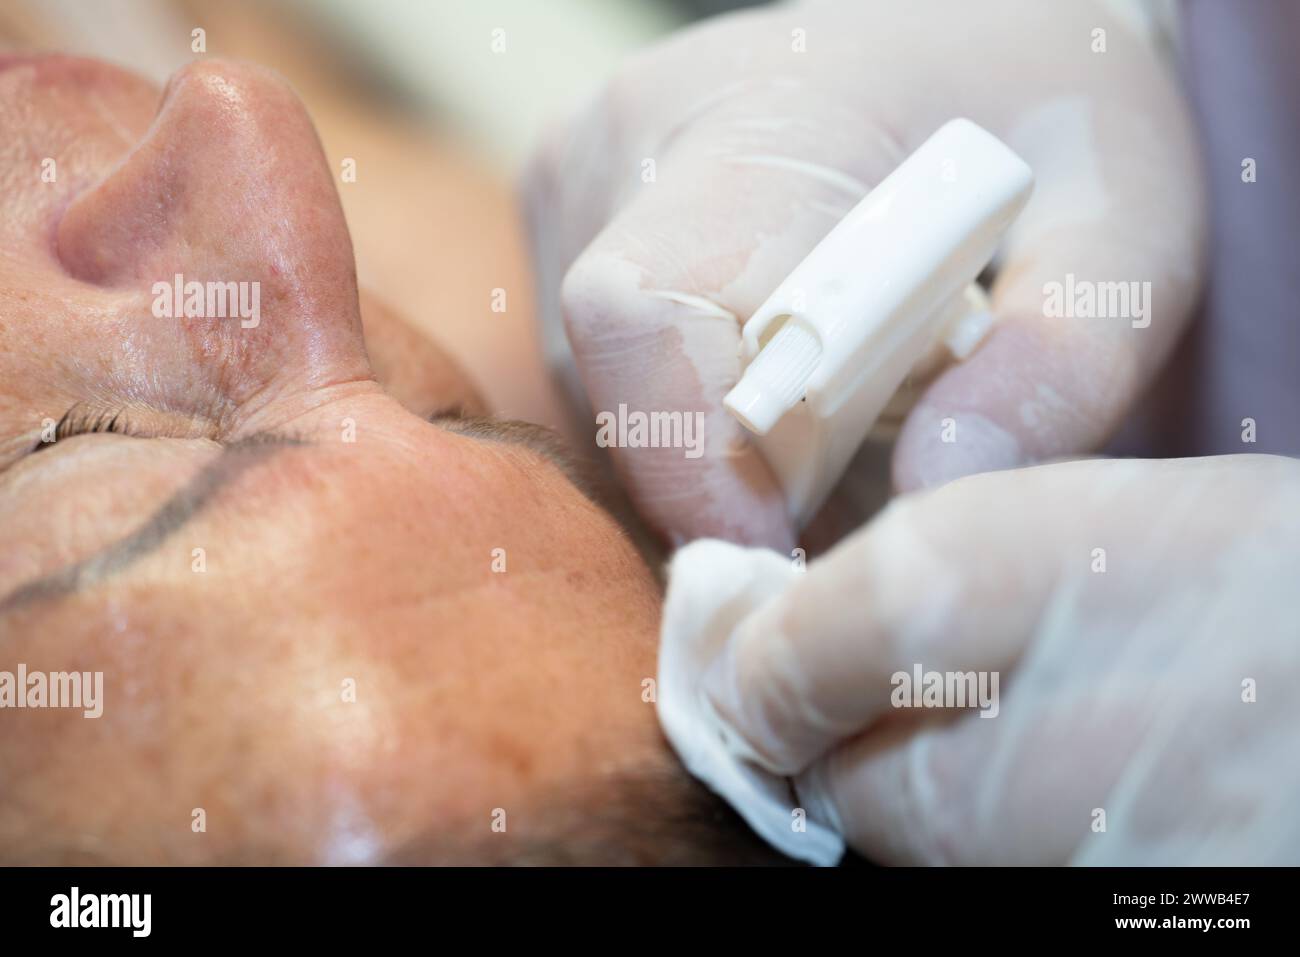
54, 59, 371, 416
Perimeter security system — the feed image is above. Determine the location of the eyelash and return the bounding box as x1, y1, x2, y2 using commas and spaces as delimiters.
64, 409, 136, 438
36, 407, 142, 452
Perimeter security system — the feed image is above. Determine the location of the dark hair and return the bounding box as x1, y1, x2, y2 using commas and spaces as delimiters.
382, 765, 800, 866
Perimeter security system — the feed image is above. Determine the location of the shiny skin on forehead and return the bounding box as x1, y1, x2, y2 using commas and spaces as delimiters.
0, 284, 662, 862
0, 390, 669, 863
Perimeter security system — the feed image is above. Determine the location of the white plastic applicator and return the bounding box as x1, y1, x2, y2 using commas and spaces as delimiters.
724, 118, 1033, 526
652, 121, 1032, 865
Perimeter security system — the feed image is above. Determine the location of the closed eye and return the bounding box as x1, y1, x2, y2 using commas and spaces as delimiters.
30, 404, 140, 453
29, 402, 215, 455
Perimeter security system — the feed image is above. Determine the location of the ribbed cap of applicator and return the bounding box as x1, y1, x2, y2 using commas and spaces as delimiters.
724, 321, 820, 435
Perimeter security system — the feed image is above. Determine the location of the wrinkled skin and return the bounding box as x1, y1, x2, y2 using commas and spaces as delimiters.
0, 55, 669, 863
526, 0, 1206, 549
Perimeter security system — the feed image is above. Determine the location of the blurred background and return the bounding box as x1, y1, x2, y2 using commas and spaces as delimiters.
0, 0, 757, 426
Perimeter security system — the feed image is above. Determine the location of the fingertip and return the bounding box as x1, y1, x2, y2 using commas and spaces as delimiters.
892, 404, 1026, 492
559, 249, 641, 343
891, 318, 1099, 491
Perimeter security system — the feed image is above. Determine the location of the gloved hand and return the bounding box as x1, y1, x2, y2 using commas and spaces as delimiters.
525, 0, 1205, 549
698, 454, 1300, 864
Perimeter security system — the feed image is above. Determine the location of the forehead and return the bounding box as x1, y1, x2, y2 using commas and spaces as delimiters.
0, 420, 666, 862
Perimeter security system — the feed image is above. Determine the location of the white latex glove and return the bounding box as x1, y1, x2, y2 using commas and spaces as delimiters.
525, 0, 1205, 549
700, 455, 1300, 864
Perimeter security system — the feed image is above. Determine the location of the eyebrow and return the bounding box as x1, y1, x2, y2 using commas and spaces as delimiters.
0, 413, 607, 614
429, 412, 601, 504
0, 432, 302, 613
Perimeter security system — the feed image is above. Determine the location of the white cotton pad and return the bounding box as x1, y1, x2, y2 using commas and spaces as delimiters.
657, 539, 845, 866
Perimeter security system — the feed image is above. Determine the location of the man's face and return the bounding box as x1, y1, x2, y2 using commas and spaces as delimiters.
0, 55, 668, 862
